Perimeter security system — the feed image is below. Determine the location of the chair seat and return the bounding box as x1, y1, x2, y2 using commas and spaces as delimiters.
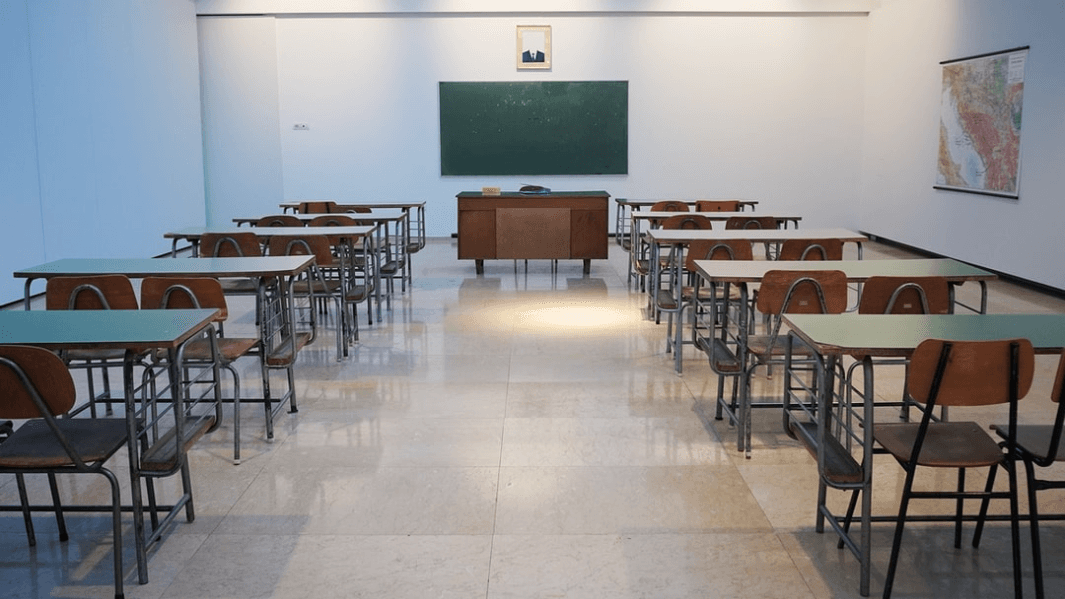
155, 337, 260, 363
343, 285, 372, 302
874, 421, 1005, 467
745, 335, 816, 358
0, 419, 128, 468
140, 414, 217, 472
992, 424, 1065, 461
219, 277, 259, 295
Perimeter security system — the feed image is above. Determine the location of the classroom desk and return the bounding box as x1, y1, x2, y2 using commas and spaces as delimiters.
780, 313, 1065, 597
628, 212, 802, 286
164, 226, 385, 325
238, 210, 410, 297
13, 257, 313, 446
280, 200, 426, 254
688, 259, 998, 455
614, 198, 759, 247
644, 228, 868, 323
0, 308, 220, 586
457, 191, 609, 274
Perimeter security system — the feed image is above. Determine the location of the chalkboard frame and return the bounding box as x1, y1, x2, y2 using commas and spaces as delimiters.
439, 81, 628, 176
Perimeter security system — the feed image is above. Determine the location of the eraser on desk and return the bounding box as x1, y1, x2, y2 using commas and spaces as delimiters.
482, 186, 502, 196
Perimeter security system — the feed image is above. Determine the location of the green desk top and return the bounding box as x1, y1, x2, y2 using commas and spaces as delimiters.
648, 227, 866, 244
0, 309, 219, 350
694, 259, 995, 284
164, 226, 375, 240
456, 190, 609, 198
633, 212, 800, 222
784, 313, 1065, 357
616, 198, 758, 207
233, 211, 405, 225
14, 256, 314, 279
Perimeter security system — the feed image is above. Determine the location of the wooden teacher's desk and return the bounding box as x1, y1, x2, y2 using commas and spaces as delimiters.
456, 190, 609, 274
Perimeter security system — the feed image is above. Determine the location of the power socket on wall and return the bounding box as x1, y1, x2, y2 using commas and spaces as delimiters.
293, 123, 309, 130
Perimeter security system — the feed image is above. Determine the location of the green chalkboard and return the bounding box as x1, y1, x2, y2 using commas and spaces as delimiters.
439, 81, 628, 176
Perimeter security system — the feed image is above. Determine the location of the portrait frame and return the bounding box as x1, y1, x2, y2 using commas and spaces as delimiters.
516, 25, 551, 70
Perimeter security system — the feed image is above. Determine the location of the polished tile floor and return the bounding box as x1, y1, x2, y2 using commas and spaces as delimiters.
2, 237, 1064, 598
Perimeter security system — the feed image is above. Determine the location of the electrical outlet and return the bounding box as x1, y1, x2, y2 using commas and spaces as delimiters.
293, 123, 309, 130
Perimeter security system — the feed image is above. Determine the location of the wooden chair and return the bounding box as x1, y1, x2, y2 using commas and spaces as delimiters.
718, 269, 848, 456
724, 216, 779, 230
858, 276, 951, 315
141, 277, 261, 464
255, 214, 303, 227
695, 200, 741, 212
974, 349, 1065, 599
874, 338, 1031, 599
198, 232, 265, 296
297, 200, 337, 214
848, 276, 953, 420
267, 235, 352, 360
660, 214, 712, 230
0, 345, 131, 599
307, 215, 376, 326
663, 239, 754, 375
649, 200, 689, 212
777, 238, 844, 260
45, 275, 142, 418
308, 215, 358, 227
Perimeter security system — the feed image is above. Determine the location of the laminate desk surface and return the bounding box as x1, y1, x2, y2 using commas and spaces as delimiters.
166, 225, 376, 242
692, 258, 995, 284
234, 210, 406, 226
647, 227, 866, 244
15, 256, 314, 280
0, 309, 219, 350
617, 198, 759, 209
784, 313, 1065, 357
632, 211, 800, 223
281, 201, 425, 211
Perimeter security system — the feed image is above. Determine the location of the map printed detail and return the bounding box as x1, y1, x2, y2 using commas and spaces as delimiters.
936, 48, 1027, 198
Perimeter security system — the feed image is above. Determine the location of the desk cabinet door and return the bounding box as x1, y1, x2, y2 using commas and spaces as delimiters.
458, 210, 496, 259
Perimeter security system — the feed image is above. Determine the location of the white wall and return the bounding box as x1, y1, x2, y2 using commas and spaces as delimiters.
860, 0, 1065, 289
199, 16, 284, 227
0, 0, 206, 303
198, 8, 869, 237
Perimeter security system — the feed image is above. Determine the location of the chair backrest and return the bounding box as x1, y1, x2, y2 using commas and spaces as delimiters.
685, 239, 754, 270
308, 215, 358, 227
0, 345, 77, 419
45, 275, 138, 311
858, 276, 951, 315
695, 200, 740, 212
724, 216, 779, 230
267, 234, 335, 266
199, 232, 263, 257
756, 270, 848, 315
777, 238, 844, 260
907, 338, 1034, 408
140, 277, 229, 321
650, 200, 689, 212
661, 214, 712, 230
255, 215, 303, 227
298, 201, 337, 214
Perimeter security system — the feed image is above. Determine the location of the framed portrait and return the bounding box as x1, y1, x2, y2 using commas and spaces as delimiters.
516, 25, 551, 70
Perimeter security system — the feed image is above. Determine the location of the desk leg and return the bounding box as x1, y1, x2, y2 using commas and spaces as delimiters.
123, 352, 149, 584
475, 260, 484, 275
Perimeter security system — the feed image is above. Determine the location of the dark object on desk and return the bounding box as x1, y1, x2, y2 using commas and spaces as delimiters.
520, 185, 550, 194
